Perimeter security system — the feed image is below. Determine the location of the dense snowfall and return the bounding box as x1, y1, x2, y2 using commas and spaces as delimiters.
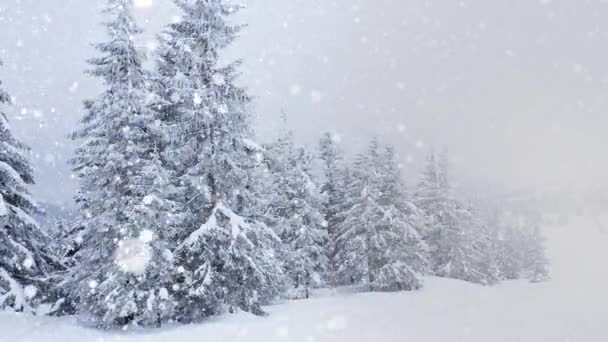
0, 0, 604, 341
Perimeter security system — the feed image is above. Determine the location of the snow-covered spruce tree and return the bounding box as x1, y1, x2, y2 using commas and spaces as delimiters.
414, 149, 497, 285
0, 60, 61, 312
522, 225, 550, 283
371, 145, 426, 290
259, 118, 294, 236
495, 213, 549, 283
285, 147, 329, 295
413, 149, 446, 260
495, 232, 520, 280
514, 211, 550, 282
488, 210, 548, 282
318, 132, 346, 240
460, 205, 500, 285
154, 0, 285, 322
68, 0, 177, 328
478, 206, 505, 283
264, 126, 328, 298
492, 213, 524, 280
332, 150, 373, 286
318, 131, 350, 283
333, 139, 424, 291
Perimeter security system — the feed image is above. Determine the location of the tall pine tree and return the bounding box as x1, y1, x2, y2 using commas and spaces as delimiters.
372, 145, 426, 290
264, 124, 328, 298
415, 149, 498, 285
318, 131, 351, 283
318, 132, 345, 241
0, 60, 61, 313
522, 225, 550, 283
154, 0, 284, 322
333, 139, 424, 291
494, 211, 549, 283
68, 0, 177, 327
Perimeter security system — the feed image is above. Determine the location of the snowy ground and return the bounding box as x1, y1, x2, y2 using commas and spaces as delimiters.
1, 214, 607, 342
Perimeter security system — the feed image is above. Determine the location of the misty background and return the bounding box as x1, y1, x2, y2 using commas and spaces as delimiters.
0, 0, 606, 207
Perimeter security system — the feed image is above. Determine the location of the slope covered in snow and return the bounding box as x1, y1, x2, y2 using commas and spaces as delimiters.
1, 215, 606, 341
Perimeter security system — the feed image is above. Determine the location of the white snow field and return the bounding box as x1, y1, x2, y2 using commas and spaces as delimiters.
1, 215, 607, 342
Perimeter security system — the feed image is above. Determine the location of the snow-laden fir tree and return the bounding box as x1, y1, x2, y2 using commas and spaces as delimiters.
495, 227, 522, 280
0, 60, 61, 313
414, 149, 497, 285
494, 212, 549, 283
476, 201, 514, 282
318, 132, 345, 237
457, 204, 500, 285
413, 150, 446, 259
258, 118, 294, 236
154, 0, 285, 321
333, 139, 425, 291
371, 145, 427, 290
68, 0, 177, 328
264, 125, 328, 298
318, 131, 351, 282
332, 149, 376, 286
284, 147, 329, 295
522, 225, 550, 282
514, 210, 550, 282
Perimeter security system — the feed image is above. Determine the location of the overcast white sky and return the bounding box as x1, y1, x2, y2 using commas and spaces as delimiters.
1, 0, 607, 205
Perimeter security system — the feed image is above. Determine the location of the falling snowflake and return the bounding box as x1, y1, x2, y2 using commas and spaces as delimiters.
24, 285, 38, 299
115, 238, 151, 275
